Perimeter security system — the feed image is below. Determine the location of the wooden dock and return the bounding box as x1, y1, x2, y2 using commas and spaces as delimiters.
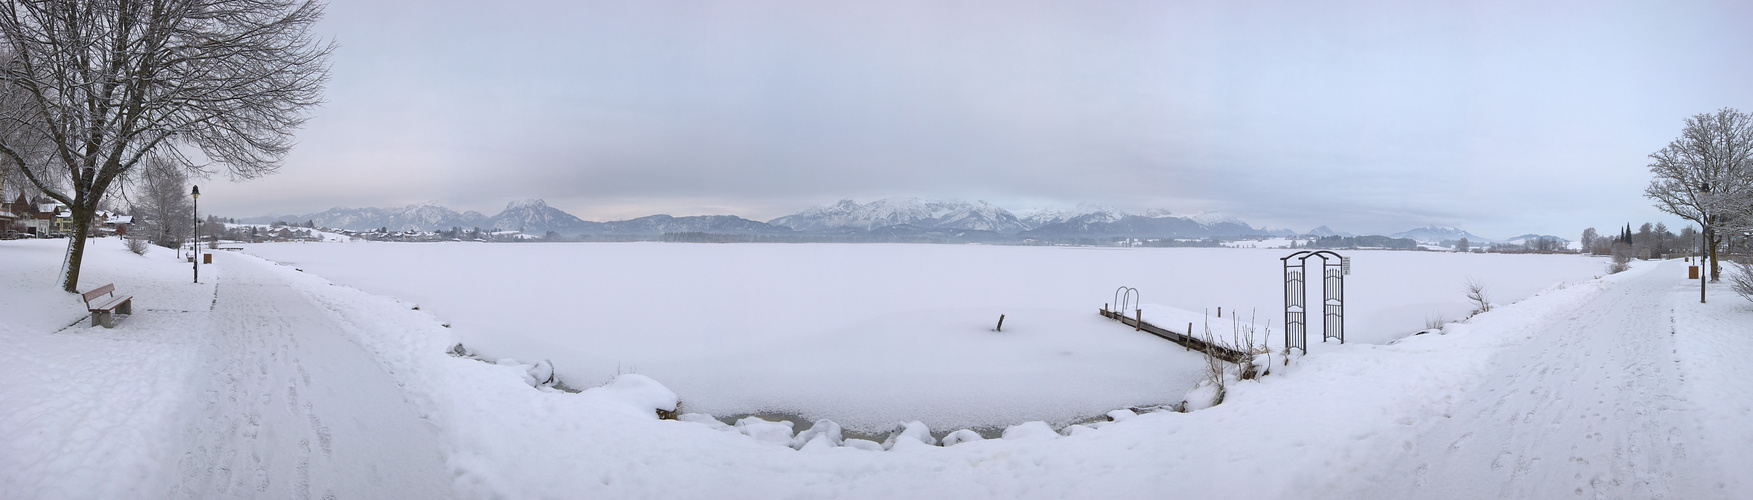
1099, 308, 1252, 364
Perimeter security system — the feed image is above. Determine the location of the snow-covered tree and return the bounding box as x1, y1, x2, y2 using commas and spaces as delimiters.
1645, 108, 1753, 281
0, 0, 332, 292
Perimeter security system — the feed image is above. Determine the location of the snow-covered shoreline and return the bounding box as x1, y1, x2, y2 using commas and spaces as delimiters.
5, 238, 1750, 498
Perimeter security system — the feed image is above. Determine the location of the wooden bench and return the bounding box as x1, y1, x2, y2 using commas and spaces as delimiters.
80, 283, 133, 328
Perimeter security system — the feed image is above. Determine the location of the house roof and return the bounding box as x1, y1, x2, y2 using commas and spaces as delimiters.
105, 215, 133, 224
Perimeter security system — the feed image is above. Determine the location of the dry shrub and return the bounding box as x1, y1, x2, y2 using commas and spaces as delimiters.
1609, 243, 1632, 274
124, 234, 150, 255
1195, 310, 1276, 408
1730, 257, 1753, 304
1464, 278, 1491, 316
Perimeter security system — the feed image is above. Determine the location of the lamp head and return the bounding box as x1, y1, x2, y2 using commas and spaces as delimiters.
191, 185, 200, 199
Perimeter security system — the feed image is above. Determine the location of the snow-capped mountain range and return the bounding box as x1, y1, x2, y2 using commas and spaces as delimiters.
241, 197, 1547, 244
764, 198, 1289, 239
1387, 226, 1496, 245
767, 198, 1032, 234
242, 199, 790, 236
255, 201, 491, 233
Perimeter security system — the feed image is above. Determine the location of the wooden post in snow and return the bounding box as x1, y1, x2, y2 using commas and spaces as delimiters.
996, 314, 1005, 332
1135, 309, 1142, 331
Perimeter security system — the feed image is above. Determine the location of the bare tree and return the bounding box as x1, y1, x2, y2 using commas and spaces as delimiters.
1653, 222, 1672, 256
125, 156, 191, 248
0, 0, 332, 292
1678, 225, 1699, 254
1645, 108, 1753, 282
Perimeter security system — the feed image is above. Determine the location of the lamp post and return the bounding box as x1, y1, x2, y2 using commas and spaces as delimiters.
1699, 183, 1715, 303
192, 185, 200, 284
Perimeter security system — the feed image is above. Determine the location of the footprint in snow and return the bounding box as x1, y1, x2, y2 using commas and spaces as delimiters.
1448, 432, 1472, 453
1491, 451, 1513, 471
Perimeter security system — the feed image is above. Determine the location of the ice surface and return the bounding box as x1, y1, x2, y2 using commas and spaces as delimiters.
235, 243, 1605, 432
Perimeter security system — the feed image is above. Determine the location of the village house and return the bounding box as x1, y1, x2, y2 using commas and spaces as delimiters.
0, 195, 128, 237
0, 206, 15, 235
103, 213, 133, 236
51, 204, 76, 234
2, 195, 53, 236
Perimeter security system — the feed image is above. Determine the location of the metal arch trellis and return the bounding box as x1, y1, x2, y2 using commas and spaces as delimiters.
1281, 257, 1306, 354
1281, 250, 1348, 354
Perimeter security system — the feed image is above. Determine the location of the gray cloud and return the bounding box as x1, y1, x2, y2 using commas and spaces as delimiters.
200, 0, 1753, 238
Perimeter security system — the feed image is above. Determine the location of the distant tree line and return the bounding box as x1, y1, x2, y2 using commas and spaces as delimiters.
1304, 235, 1419, 250
1487, 236, 1569, 254
1579, 222, 1694, 259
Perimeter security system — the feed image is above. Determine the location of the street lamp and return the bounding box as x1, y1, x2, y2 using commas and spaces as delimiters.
192, 185, 200, 284
1699, 183, 1716, 303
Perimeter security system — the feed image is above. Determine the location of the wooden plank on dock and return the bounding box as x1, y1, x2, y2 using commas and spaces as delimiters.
1099, 309, 1251, 364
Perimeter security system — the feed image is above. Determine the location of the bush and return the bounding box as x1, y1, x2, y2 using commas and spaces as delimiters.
1730, 258, 1753, 304
124, 234, 149, 255
1608, 243, 1632, 274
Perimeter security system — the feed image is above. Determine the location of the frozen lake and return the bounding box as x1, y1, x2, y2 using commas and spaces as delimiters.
239, 242, 1606, 432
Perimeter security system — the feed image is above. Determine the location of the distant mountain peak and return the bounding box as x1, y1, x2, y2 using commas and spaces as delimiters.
769, 198, 1030, 234
1181, 211, 1245, 227
505, 198, 550, 210
1306, 225, 1355, 238
1389, 226, 1493, 244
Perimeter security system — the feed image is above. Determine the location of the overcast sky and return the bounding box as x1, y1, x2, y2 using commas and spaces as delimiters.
198, 0, 1753, 238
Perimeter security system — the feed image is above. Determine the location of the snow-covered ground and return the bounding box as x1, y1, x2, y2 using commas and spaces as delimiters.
5, 238, 1750, 498
236, 242, 1604, 432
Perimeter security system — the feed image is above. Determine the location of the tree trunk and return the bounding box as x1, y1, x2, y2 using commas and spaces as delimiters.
61, 207, 94, 293
1709, 230, 1723, 282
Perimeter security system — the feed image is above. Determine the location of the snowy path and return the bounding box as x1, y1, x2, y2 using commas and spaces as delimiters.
168, 255, 454, 498
1352, 261, 1728, 499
